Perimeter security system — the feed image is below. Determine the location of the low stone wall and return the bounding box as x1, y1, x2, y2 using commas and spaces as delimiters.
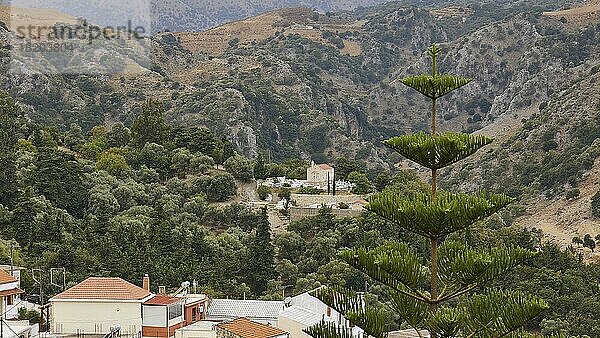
289, 207, 363, 221
290, 194, 365, 207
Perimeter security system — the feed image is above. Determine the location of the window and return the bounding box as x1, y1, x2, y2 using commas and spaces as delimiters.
7, 295, 13, 305
168, 304, 182, 320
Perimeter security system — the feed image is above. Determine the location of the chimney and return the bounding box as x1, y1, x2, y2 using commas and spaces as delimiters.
143, 274, 150, 291
159, 286, 166, 294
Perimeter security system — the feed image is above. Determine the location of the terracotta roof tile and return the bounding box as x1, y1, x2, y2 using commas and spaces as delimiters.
52, 277, 151, 301
316, 164, 333, 170
0, 288, 24, 297
144, 295, 182, 305
217, 318, 287, 338
0, 269, 17, 284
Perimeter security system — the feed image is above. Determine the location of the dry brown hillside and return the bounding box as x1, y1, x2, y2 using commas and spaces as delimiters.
455, 71, 600, 262
172, 9, 285, 56
515, 76, 600, 262
543, 0, 600, 27
171, 7, 363, 56
521, 158, 600, 262
430, 6, 474, 18
0, 5, 78, 36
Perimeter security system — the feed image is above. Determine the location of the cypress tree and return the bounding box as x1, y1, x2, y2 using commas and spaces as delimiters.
247, 208, 276, 295
306, 45, 547, 338
130, 99, 171, 148
254, 153, 268, 180
0, 92, 21, 207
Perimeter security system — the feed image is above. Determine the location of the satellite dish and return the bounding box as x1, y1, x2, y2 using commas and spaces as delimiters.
181, 281, 191, 288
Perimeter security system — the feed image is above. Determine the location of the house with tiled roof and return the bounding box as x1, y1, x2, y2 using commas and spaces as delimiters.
0, 268, 24, 320
0, 265, 40, 338
51, 275, 208, 338
50, 275, 154, 336
216, 318, 289, 338
142, 294, 186, 338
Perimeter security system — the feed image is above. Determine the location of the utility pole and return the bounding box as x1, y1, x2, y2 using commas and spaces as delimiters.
32, 268, 49, 332
31, 268, 44, 306
50, 268, 66, 290
9, 240, 19, 279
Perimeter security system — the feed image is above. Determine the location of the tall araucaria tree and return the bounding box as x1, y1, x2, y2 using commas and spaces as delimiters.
305, 45, 547, 338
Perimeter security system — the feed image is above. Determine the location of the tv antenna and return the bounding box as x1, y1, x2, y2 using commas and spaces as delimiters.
50, 267, 66, 290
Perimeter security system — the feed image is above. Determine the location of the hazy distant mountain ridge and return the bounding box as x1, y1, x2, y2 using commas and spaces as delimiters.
3, 0, 579, 33
4, 0, 391, 32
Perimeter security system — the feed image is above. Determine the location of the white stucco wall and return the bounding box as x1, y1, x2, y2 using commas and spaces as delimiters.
51, 300, 143, 335
277, 316, 311, 338
306, 167, 334, 185
174, 322, 216, 338
143, 305, 166, 327
0, 281, 21, 319
0, 281, 19, 292
277, 292, 364, 338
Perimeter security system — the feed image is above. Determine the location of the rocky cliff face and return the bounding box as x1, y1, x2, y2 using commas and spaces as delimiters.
0, 1, 597, 167
370, 13, 589, 136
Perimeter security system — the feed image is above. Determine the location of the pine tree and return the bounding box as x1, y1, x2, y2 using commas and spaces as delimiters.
305, 45, 547, 338
0, 92, 20, 153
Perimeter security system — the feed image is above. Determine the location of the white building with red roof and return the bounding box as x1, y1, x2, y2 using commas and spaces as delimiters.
0, 268, 24, 320
142, 295, 185, 338
50, 276, 153, 336
306, 162, 334, 188
50, 275, 208, 338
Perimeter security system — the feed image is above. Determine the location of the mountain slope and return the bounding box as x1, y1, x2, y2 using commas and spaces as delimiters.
444, 64, 600, 258
1, 0, 392, 32
1, 0, 600, 250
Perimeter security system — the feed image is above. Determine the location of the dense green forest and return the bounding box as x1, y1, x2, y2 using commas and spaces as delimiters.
0, 90, 599, 336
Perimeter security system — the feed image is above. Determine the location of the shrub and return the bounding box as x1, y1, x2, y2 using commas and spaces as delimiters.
96, 148, 130, 177
257, 185, 271, 201
191, 173, 237, 202
298, 187, 323, 195
224, 155, 254, 181
566, 189, 580, 200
